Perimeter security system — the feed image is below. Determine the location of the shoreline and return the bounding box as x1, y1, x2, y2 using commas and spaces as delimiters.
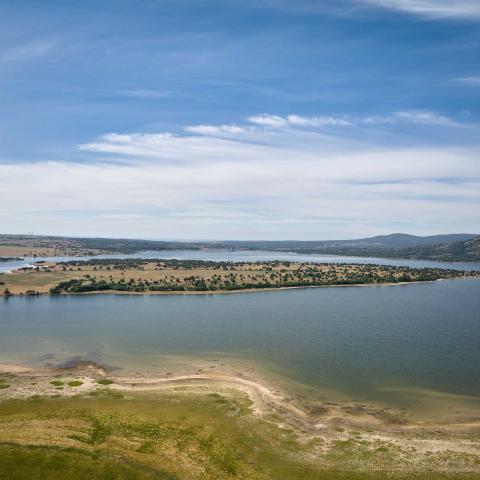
2, 361, 480, 440
0, 361, 313, 429
2, 276, 477, 298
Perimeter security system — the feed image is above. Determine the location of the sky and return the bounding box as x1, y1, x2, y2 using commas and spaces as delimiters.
1, 0, 479, 240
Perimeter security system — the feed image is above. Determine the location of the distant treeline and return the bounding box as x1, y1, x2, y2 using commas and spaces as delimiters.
58, 258, 292, 269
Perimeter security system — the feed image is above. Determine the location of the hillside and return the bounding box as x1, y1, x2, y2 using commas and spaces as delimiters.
1, 233, 479, 262
342, 233, 477, 247
218, 234, 480, 262
398, 235, 480, 262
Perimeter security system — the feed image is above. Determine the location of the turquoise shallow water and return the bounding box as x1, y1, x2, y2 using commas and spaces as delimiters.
1, 277, 480, 409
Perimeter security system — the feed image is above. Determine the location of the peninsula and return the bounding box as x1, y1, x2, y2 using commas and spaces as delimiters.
1, 258, 478, 296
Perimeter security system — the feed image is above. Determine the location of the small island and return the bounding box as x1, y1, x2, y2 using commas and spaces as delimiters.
1, 258, 478, 296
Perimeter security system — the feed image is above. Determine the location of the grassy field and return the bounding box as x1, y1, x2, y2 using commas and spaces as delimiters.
2, 259, 476, 295
1, 388, 479, 480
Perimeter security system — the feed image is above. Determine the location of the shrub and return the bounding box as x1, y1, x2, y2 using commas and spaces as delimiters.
67, 380, 83, 387
97, 379, 114, 386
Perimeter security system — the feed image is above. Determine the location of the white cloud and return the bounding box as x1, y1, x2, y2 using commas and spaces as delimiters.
2, 111, 479, 238
356, 0, 480, 19
184, 124, 247, 135
453, 76, 480, 86
363, 111, 458, 126
245, 111, 459, 130
394, 111, 456, 125
248, 114, 287, 128
287, 114, 352, 127
247, 113, 352, 128
79, 131, 278, 163
226, 0, 480, 20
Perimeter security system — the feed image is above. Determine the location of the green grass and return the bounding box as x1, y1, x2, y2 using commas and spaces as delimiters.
50, 380, 64, 387
0, 393, 479, 480
96, 379, 114, 386
0, 444, 173, 480
0, 443, 477, 480
67, 381, 83, 388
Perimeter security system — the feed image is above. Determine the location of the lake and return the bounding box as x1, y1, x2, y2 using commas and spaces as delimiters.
1, 248, 480, 273
1, 274, 480, 413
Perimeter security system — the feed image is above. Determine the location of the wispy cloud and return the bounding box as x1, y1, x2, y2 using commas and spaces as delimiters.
185, 124, 248, 135
363, 111, 459, 126
453, 76, 480, 86
2, 110, 474, 238
248, 114, 288, 128
355, 0, 480, 19
248, 114, 353, 128
286, 114, 353, 127
244, 111, 460, 130
0, 39, 55, 63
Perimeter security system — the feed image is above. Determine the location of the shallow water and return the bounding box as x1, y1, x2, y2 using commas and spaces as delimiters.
1, 277, 479, 411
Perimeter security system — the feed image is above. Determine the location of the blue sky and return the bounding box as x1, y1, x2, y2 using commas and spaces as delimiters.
1, 0, 479, 239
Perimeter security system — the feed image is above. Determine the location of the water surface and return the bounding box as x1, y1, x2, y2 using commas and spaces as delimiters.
1, 248, 479, 273
1, 278, 479, 411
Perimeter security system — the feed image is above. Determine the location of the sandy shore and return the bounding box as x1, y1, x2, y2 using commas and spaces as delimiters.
0, 362, 304, 421
2, 361, 480, 433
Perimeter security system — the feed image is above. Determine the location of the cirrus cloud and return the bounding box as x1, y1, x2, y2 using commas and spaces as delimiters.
356, 0, 480, 19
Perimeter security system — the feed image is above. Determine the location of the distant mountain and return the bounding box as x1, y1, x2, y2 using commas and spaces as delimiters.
337, 233, 477, 248
1, 233, 479, 262
397, 235, 480, 262
218, 233, 478, 251
217, 234, 480, 262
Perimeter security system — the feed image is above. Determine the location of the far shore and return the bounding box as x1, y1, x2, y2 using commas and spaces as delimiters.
3, 257, 478, 296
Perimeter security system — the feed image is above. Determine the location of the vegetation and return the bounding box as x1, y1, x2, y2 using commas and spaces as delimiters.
0, 392, 478, 480
38, 259, 478, 295
1, 257, 477, 296
0, 379, 10, 390
96, 379, 114, 385
67, 381, 83, 387
50, 380, 64, 387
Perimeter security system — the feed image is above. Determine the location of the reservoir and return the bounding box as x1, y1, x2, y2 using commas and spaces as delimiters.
1, 274, 479, 412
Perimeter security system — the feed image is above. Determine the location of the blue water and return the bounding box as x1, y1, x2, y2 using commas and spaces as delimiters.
1, 248, 479, 273
1, 277, 479, 409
